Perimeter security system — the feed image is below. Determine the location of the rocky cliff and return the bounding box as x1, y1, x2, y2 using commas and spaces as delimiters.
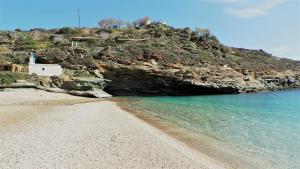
0, 24, 299, 96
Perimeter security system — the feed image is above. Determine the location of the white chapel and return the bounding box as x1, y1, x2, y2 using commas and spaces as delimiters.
28, 53, 63, 76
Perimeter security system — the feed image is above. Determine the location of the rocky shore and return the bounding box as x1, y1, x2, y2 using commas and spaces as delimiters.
0, 77, 111, 98
103, 63, 300, 96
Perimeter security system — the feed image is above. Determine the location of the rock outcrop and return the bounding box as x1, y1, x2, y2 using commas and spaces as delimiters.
0, 75, 112, 98
102, 63, 300, 96
103, 64, 240, 96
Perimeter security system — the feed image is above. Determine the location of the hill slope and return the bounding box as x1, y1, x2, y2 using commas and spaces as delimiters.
0, 25, 299, 95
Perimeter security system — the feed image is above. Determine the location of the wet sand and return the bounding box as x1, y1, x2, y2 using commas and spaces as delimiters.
0, 89, 224, 169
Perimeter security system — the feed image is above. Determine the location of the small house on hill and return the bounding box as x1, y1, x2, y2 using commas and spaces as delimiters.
51, 34, 64, 42
28, 53, 62, 76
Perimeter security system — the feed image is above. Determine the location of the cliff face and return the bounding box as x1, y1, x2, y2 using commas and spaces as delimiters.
102, 62, 299, 96
103, 65, 240, 96
0, 25, 299, 96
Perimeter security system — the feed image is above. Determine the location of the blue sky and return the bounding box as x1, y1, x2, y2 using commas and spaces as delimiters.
0, 0, 299, 60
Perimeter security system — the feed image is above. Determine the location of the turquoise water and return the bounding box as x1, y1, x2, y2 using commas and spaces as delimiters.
121, 90, 300, 169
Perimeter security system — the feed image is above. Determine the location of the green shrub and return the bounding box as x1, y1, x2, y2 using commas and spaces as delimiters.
14, 36, 48, 50
15, 28, 22, 32
86, 39, 98, 46
56, 27, 79, 35
124, 29, 140, 38
52, 40, 70, 47
0, 72, 28, 85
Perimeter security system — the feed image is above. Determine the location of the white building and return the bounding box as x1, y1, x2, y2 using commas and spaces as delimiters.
28, 53, 63, 76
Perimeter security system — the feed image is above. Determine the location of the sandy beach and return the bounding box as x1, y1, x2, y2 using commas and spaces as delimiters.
0, 89, 224, 169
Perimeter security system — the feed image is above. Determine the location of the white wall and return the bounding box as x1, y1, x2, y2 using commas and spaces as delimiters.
29, 64, 63, 76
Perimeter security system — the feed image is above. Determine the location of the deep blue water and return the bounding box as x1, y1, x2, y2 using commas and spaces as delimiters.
121, 90, 300, 169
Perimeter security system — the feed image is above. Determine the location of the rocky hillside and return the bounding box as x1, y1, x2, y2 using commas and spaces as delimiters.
0, 23, 299, 96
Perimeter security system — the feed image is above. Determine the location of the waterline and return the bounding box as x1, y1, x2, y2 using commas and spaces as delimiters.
118, 90, 300, 169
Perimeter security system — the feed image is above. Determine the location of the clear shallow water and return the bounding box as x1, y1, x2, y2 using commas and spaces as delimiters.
120, 90, 300, 169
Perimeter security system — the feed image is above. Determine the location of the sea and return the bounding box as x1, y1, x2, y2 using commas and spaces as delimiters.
119, 90, 300, 169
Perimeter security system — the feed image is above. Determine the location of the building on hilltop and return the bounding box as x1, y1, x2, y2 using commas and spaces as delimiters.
51, 34, 64, 42
28, 53, 62, 76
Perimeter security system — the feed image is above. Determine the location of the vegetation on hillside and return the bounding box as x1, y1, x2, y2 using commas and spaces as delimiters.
0, 17, 299, 74
0, 72, 28, 85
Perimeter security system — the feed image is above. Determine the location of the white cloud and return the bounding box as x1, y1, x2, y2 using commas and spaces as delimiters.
226, 0, 288, 18
196, 0, 240, 4
267, 45, 300, 60
221, 0, 240, 3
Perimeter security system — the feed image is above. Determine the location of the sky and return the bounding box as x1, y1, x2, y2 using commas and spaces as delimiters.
0, 0, 299, 60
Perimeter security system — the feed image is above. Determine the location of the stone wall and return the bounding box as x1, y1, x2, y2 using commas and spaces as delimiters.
0, 64, 27, 73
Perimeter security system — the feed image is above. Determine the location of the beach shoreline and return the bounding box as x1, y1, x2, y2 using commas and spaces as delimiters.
0, 88, 224, 169
113, 97, 270, 169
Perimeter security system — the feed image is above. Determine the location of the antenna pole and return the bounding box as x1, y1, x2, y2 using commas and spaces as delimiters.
77, 8, 81, 28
